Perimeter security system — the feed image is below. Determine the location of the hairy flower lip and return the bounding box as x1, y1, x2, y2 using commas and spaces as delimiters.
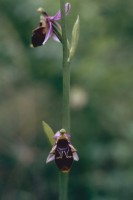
46, 128, 79, 171
31, 2, 71, 47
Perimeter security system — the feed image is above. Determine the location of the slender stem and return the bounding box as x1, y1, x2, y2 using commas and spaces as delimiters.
60, 0, 70, 132
59, 1, 70, 200
59, 173, 68, 200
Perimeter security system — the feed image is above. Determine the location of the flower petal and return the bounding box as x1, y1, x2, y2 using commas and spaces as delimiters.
65, 133, 71, 139
53, 131, 60, 140
53, 131, 71, 140
50, 2, 71, 21
51, 11, 61, 21
46, 154, 55, 163
52, 34, 60, 42
42, 21, 53, 45
69, 143, 77, 152
73, 152, 79, 161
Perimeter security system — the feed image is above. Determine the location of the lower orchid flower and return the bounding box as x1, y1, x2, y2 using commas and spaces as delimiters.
31, 2, 71, 47
46, 129, 79, 173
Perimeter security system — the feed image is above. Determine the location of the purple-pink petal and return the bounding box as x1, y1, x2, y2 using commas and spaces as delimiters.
46, 154, 55, 163
53, 131, 60, 139
52, 34, 60, 42
73, 152, 79, 161
50, 11, 61, 21
50, 2, 71, 21
53, 131, 71, 140
64, 133, 71, 139
42, 21, 53, 45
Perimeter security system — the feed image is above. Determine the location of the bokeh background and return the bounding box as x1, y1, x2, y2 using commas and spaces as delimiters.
0, 0, 133, 199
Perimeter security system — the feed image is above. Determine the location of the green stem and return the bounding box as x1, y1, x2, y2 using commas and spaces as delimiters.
60, 0, 70, 132
59, 1, 70, 200
59, 173, 68, 200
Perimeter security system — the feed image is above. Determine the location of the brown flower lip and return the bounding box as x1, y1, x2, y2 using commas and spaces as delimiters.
46, 129, 79, 172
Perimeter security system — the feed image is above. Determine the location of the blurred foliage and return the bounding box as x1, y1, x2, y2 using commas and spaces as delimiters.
0, 0, 133, 199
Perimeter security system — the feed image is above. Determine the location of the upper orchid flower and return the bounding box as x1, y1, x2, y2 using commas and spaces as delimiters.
31, 3, 71, 48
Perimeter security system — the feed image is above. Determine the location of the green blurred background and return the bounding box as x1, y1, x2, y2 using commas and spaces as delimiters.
0, 0, 133, 199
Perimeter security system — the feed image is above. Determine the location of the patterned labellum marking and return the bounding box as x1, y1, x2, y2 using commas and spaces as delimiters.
55, 139, 73, 172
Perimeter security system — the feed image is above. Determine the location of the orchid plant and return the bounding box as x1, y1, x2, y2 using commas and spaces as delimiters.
31, 1, 79, 200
